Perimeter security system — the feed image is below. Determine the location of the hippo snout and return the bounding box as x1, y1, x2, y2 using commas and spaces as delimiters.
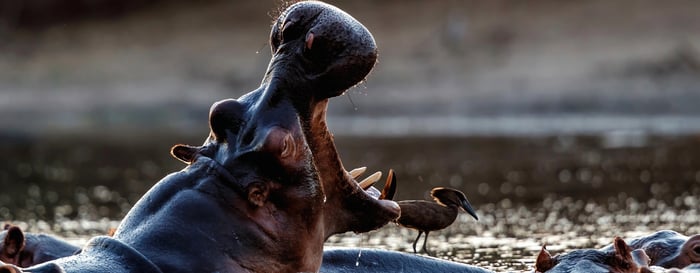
269, 1, 377, 100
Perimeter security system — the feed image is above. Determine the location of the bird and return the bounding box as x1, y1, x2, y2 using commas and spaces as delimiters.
395, 187, 479, 254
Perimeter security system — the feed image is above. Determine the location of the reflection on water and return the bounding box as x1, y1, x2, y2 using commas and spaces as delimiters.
1, 133, 699, 271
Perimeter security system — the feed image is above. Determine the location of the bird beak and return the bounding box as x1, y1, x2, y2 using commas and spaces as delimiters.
460, 198, 479, 221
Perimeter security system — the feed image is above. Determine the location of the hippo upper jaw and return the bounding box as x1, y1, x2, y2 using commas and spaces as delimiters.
264, 1, 401, 238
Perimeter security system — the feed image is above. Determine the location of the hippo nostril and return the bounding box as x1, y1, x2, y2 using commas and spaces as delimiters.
282, 18, 303, 43
694, 246, 700, 255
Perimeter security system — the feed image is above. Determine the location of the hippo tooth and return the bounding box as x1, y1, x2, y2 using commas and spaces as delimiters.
348, 167, 367, 179
358, 171, 382, 190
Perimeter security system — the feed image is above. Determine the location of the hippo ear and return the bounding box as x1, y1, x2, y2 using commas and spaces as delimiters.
170, 144, 200, 164
613, 237, 633, 260
246, 182, 270, 207
2, 226, 25, 258
612, 236, 639, 272
535, 244, 555, 272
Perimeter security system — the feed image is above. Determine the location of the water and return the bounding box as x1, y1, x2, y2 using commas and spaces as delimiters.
1, 132, 699, 272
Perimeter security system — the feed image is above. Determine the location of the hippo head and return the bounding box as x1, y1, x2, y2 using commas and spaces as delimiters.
171, 1, 399, 243
535, 238, 642, 273
653, 234, 700, 268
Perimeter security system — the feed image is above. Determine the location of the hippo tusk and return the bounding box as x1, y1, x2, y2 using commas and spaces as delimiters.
358, 171, 382, 190
378, 169, 396, 200
348, 167, 367, 179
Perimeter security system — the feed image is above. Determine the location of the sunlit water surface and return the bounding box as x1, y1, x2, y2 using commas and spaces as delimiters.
1, 133, 699, 272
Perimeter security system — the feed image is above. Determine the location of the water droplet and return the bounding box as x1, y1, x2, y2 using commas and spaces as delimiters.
355, 249, 362, 266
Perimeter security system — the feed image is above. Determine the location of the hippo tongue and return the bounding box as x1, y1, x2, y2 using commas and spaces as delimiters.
307, 100, 400, 239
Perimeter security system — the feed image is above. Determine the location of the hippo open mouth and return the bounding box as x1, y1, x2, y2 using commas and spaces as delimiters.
268, 2, 401, 237
172, 1, 399, 239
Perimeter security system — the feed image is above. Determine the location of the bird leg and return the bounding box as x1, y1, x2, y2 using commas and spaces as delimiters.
412, 231, 423, 253
422, 231, 432, 255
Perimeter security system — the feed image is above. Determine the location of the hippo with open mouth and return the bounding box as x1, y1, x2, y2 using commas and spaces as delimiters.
2, 2, 403, 272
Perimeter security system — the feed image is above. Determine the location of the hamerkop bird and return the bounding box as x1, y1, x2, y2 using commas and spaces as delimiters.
396, 187, 479, 254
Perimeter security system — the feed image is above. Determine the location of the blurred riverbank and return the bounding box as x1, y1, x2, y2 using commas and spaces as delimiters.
2, 0, 700, 135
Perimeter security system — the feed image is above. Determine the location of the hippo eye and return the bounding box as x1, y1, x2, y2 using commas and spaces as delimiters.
694, 246, 700, 255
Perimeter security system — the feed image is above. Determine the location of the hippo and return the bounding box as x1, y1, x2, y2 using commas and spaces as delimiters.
3, 1, 402, 272
600, 230, 700, 269
536, 231, 700, 273
320, 247, 494, 273
535, 237, 645, 273
0, 225, 79, 268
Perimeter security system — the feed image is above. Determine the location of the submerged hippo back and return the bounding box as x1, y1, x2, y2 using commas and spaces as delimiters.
24, 236, 161, 273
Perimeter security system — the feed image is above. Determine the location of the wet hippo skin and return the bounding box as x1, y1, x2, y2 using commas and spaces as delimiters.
2, 1, 401, 273
321, 247, 494, 273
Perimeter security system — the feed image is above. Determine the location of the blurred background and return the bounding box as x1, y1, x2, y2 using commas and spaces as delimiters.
1, 0, 699, 268
3, 0, 700, 134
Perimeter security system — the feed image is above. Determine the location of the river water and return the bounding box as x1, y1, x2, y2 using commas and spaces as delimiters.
1, 132, 699, 272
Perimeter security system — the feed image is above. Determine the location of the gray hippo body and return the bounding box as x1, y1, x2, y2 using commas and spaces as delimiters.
25, 236, 160, 273
321, 247, 494, 273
